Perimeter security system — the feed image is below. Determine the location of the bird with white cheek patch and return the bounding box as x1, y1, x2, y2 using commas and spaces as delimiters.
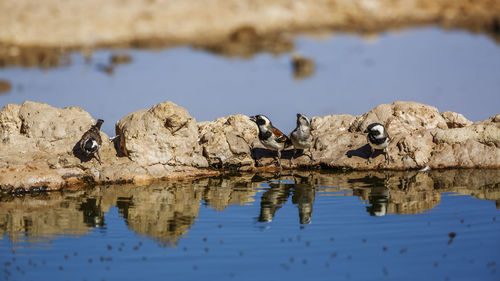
80, 119, 104, 164
290, 113, 314, 165
249, 115, 291, 170
364, 122, 390, 164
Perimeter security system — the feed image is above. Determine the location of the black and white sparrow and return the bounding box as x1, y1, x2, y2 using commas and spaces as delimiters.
249, 115, 291, 169
364, 122, 390, 164
80, 119, 104, 164
290, 113, 314, 164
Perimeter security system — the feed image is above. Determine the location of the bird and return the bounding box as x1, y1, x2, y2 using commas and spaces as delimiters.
80, 119, 104, 164
364, 122, 390, 164
249, 115, 291, 170
290, 113, 314, 165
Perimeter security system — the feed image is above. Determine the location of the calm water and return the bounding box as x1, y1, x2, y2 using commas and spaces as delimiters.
1, 27, 500, 135
1, 170, 499, 281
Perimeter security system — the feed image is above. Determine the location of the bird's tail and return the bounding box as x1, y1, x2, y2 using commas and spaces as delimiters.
95, 119, 104, 130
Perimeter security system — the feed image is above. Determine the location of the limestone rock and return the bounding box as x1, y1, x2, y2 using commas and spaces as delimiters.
0, 100, 499, 190
441, 111, 472, 128
350, 101, 448, 135
0, 101, 97, 154
0, 101, 216, 191
115, 101, 207, 168
433, 124, 500, 147
0, 101, 116, 189
429, 139, 500, 169
198, 114, 257, 168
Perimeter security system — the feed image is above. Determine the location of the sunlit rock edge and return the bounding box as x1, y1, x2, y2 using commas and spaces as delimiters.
0, 100, 499, 190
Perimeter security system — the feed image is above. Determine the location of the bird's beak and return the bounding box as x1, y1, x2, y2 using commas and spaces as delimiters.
297, 113, 301, 118
249, 116, 256, 123
363, 128, 368, 133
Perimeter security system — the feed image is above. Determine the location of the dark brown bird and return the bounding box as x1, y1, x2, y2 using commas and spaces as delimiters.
80, 119, 104, 164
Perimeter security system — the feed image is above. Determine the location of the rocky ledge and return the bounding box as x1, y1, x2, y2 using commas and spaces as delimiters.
0, 100, 499, 191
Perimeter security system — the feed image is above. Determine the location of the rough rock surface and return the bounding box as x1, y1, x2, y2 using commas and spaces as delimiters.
0, 101, 217, 191
0, 100, 499, 190
198, 114, 257, 169
115, 101, 207, 168
441, 111, 473, 128
205, 101, 500, 171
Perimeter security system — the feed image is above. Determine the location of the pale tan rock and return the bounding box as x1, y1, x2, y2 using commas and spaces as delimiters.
350, 101, 448, 135
198, 114, 257, 168
115, 101, 208, 168
311, 114, 356, 134
433, 124, 500, 147
0, 100, 499, 190
308, 102, 445, 169
0, 101, 215, 190
392, 130, 434, 167
0, 101, 97, 154
441, 111, 472, 128
429, 139, 500, 169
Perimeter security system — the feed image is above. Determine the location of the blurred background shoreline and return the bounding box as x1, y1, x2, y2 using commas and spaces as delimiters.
1, 0, 499, 67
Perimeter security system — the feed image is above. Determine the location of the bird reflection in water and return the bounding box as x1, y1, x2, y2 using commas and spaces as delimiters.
349, 174, 391, 217
258, 174, 315, 224
366, 186, 390, 217
78, 198, 105, 227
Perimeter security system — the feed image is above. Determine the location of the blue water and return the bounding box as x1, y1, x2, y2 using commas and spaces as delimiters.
1, 172, 499, 281
1, 27, 500, 135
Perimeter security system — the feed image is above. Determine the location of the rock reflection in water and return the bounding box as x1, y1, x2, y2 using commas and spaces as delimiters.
0, 192, 99, 243
0, 170, 499, 245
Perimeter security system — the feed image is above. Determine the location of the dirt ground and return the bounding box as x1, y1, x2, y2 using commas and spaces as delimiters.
0, 0, 499, 66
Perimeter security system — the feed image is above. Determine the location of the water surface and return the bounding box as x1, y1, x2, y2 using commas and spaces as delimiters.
1, 27, 500, 135
1, 170, 499, 281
